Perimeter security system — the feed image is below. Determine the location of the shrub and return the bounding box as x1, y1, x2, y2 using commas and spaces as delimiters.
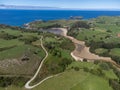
99, 62, 110, 71
83, 67, 89, 72
83, 58, 87, 62
71, 21, 90, 29
90, 68, 105, 77
109, 79, 120, 90
74, 67, 80, 71
94, 60, 100, 65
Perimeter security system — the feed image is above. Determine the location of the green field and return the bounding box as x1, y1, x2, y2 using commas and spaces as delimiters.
0, 28, 46, 76
67, 16, 120, 64
33, 68, 116, 90
71, 75, 112, 90
95, 48, 108, 55
0, 16, 120, 90
0, 61, 117, 90
0, 39, 24, 48
109, 48, 120, 57
32, 62, 117, 90
28, 19, 79, 29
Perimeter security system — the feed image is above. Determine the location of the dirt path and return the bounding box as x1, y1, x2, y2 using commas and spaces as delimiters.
55, 28, 120, 68
25, 36, 49, 89
25, 36, 62, 89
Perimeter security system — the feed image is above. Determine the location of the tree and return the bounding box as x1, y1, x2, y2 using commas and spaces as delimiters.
83, 67, 89, 72
94, 60, 100, 65
74, 67, 80, 71
99, 62, 110, 70
59, 58, 73, 71
71, 21, 90, 29
83, 58, 87, 62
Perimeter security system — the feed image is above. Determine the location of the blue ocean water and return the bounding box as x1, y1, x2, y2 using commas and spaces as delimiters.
0, 9, 120, 26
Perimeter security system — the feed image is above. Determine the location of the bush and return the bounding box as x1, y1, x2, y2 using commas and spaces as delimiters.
59, 58, 73, 71
83, 58, 87, 62
94, 60, 100, 65
83, 67, 89, 72
0, 77, 28, 87
90, 68, 105, 77
0, 45, 16, 52
74, 67, 80, 71
19, 35, 38, 44
109, 79, 120, 90
71, 21, 90, 29
99, 62, 110, 71
0, 32, 17, 40
111, 56, 120, 64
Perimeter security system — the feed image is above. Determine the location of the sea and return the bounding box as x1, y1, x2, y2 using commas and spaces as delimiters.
0, 9, 120, 26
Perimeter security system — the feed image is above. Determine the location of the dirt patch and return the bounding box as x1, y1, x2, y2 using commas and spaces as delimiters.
117, 33, 120, 37
0, 56, 41, 75
55, 28, 120, 68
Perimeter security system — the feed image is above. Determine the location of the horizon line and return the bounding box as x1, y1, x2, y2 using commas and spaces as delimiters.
0, 8, 120, 11
0, 4, 120, 11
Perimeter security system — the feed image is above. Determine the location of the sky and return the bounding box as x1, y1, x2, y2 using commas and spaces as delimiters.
0, 0, 120, 10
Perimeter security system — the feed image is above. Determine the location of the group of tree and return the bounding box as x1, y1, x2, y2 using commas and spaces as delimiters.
0, 24, 23, 30
19, 35, 38, 44
42, 23, 62, 29
70, 21, 90, 29
88, 41, 120, 64
47, 58, 73, 74
88, 41, 120, 50
0, 76, 28, 87
0, 45, 16, 52
0, 32, 17, 40
109, 79, 120, 90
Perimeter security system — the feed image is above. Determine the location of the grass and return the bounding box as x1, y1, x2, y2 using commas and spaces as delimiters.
31, 62, 116, 90
103, 69, 118, 79
34, 69, 90, 90
29, 34, 74, 85
22, 32, 39, 38
0, 28, 46, 75
0, 45, 27, 60
0, 43, 45, 75
0, 39, 24, 48
0, 28, 39, 37
0, 86, 23, 90
0, 28, 21, 36
72, 16, 120, 45
0, 28, 43, 60
109, 48, 120, 57
29, 19, 79, 28
76, 29, 111, 43
0, 45, 38, 60
71, 75, 113, 90
0, 70, 88, 90
95, 48, 108, 55
90, 16, 120, 32
0, 62, 117, 90
67, 61, 96, 69
0, 16, 119, 89
61, 50, 72, 59
44, 37, 57, 42
33, 69, 114, 90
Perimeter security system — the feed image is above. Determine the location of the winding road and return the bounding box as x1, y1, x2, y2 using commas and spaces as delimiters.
25, 36, 50, 89
25, 36, 62, 89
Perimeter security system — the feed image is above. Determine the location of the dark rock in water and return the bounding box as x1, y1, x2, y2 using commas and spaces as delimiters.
70, 16, 83, 20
